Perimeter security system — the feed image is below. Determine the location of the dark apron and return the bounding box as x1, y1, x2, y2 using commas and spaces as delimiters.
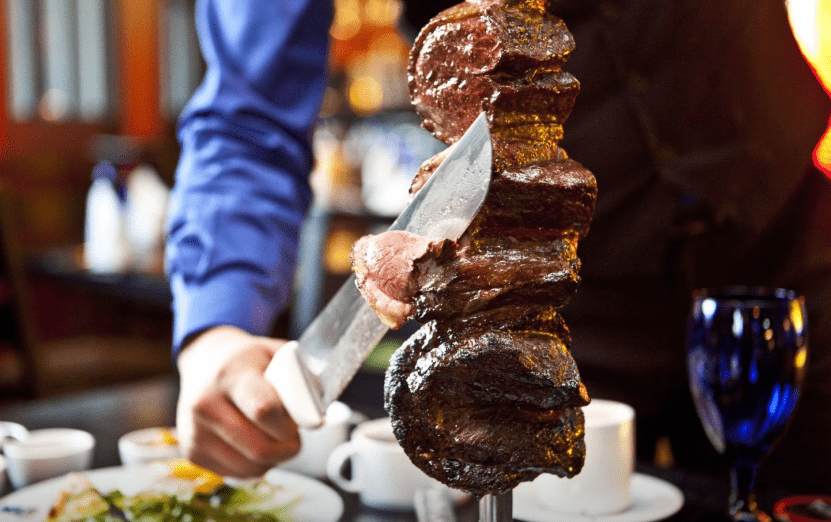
401, 0, 831, 488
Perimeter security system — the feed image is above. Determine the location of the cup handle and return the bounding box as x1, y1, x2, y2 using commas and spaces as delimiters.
326, 441, 362, 493
347, 411, 369, 428
0, 423, 28, 443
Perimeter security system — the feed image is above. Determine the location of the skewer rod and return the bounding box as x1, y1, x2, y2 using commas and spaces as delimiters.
479, 490, 513, 522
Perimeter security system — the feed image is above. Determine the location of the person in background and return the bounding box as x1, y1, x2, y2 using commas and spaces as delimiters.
550, 0, 831, 490
166, 0, 831, 488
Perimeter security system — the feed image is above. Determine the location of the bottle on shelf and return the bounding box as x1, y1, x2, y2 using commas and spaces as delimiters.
83, 161, 129, 274
124, 163, 170, 271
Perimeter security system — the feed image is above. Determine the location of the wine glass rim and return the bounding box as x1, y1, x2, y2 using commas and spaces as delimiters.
692, 285, 802, 303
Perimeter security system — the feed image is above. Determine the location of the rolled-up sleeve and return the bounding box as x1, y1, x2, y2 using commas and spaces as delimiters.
165, 0, 333, 355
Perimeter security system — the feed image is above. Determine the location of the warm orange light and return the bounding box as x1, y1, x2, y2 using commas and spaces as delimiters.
348, 75, 384, 114
796, 346, 808, 369
364, 0, 401, 27
330, 0, 363, 41
787, 0, 831, 175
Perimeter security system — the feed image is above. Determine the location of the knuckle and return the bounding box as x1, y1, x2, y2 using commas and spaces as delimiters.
184, 448, 212, 471
282, 438, 302, 460
249, 434, 301, 465
190, 391, 221, 419
248, 398, 279, 425
248, 441, 281, 464
248, 462, 275, 478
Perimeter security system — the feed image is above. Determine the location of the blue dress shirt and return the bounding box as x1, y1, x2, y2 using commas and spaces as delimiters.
165, 0, 334, 355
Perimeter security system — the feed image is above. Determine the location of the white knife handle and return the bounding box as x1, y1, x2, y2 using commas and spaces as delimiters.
265, 340, 326, 429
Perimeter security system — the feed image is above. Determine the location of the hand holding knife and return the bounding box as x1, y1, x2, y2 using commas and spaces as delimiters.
265, 113, 492, 428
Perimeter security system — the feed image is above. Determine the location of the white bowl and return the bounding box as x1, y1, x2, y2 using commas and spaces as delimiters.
2, 428, 95, 489
118, 427, 181, 466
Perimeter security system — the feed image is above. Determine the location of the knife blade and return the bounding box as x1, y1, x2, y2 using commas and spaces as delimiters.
265, 112, 492, 428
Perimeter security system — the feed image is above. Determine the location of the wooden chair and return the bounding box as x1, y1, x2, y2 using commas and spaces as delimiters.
0, 188, 175, 400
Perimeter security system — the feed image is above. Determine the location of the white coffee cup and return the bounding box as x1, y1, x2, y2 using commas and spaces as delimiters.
3, 428, 95, 489
0, 455, 7, 493
326, 417, 462, 511
279, 401, 361, 478
531, 399, 635, 516
118, 427, 182, 466
0, 422, 28, 442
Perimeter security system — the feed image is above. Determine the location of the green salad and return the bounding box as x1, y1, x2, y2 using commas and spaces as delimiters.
47, 475, 299, 522
107, 483, 298, 522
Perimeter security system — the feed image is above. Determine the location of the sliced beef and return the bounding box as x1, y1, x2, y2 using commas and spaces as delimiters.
408, 0, 578, 172
352, 157, 597, 323
351, 231, 451, 329
412, 235, 582, 321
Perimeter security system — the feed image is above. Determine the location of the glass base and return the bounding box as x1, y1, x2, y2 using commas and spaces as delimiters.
730, 509, 772, 522
728, 464, 773, 522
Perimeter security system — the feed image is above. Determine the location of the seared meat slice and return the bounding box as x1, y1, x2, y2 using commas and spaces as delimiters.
475, 158, 597, 236
385, 310, 588, 495
404, 320, 590, 409
351, 231, 451, 329
393, 402, 586, 496
408, 0, 578, 172
412, 235, 581, 321
352, 231, 582, 325
352, 157, 597, 323
412, 157, 597, 236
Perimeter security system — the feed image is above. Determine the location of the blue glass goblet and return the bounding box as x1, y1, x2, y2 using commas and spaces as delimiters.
686, 287, 808, 522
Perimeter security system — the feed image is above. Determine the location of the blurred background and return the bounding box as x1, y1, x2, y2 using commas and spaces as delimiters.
0, 0, 828, 493
0, 0, 440, 403
0, 0, 828, 420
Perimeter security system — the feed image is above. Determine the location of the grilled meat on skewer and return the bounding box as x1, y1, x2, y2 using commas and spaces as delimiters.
350, 0, 596, 496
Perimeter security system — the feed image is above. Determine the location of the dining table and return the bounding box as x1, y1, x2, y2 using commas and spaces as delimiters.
0, 374, 798, 522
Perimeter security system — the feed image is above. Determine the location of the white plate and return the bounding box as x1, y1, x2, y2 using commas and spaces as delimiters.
514, 473, 684, 522
0, 465, 344, 522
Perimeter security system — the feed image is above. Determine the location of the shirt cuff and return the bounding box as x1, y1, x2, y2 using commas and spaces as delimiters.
169, 269, 288, 357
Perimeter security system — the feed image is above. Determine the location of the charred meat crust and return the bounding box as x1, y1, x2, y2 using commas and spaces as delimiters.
406, 157, 596, 322
412, 237, 582, 321
408, 0, 579, 172
385, 313, 588, 495
479, 158, 597, 235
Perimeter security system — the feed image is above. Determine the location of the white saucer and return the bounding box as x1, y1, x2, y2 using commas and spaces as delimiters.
514, 473, 684, 522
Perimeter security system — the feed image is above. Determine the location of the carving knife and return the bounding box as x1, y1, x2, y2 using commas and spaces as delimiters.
265, 112, 492, 428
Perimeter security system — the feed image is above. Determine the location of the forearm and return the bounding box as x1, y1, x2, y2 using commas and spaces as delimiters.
165, 0, 334, 354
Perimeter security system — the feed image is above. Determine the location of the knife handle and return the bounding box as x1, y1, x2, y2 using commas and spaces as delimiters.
265, 340, 326, 429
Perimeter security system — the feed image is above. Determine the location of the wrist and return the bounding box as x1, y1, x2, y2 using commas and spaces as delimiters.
177, 325, 249, 373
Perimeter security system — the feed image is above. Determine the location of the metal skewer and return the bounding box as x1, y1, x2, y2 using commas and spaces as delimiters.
479, 490, 513, 522
415, 486, 458, 522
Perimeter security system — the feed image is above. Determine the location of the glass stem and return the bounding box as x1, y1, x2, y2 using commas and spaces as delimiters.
729, 463, 768, 521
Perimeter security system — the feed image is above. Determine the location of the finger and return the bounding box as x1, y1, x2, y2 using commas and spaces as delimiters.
192, 388, 300, 465
218, 339, 299, 443
178, 389, 283, 478
185, 424, 275, 478
226, 367, 299, 443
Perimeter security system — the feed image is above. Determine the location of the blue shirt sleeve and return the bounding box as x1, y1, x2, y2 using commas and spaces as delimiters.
165, 0, 333, 355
